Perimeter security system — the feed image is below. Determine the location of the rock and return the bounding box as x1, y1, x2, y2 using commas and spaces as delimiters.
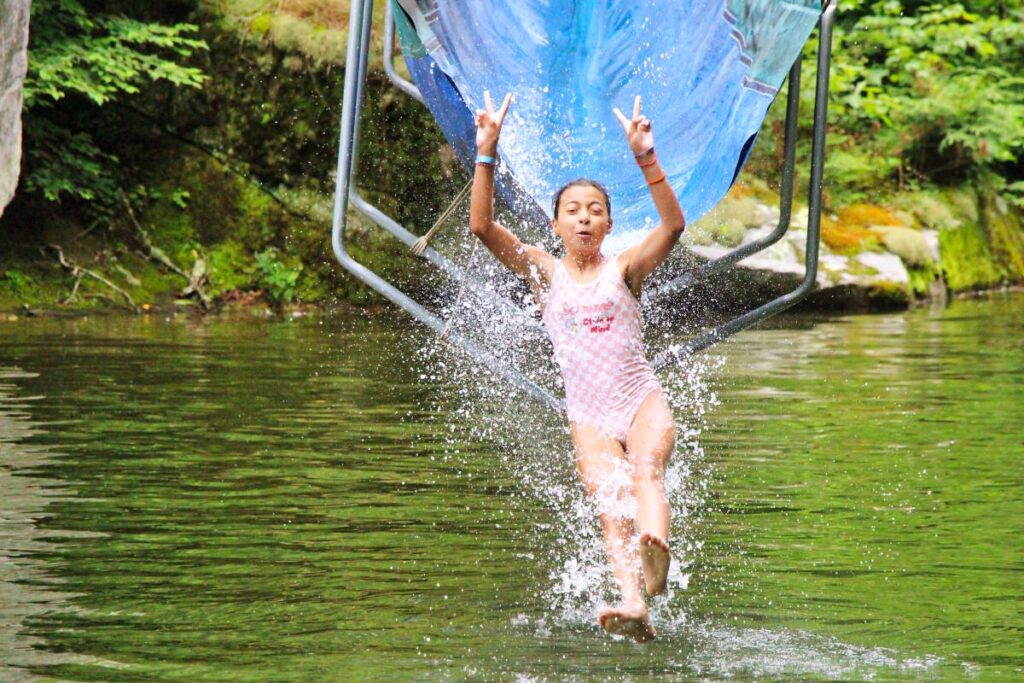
0, 0, 30, 217
921, 230, 941, 262
739, 225, 802, 264
682, 215, 912, 310
870, 225, 935, 266
855, 251, 909, 285
791, 206, 809, 230
897, 191, 962, 231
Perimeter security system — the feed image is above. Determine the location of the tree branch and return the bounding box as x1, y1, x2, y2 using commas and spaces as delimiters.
119, 190, 211, 309
120, 190, 189, 278
48, 244, 137, 310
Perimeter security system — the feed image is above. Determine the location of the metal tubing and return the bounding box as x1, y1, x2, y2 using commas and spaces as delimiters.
348, 191, 544, 331
331, 0, 560, 411
329, 0, 367, 261
333, 0, 835, 403
645, 55, 803, 304
802, 3, 835, 291
353, 0, 541, 330
652, 1, 835, 369
384, 1, 426, 104
351, 0, 374, 177
350, 191, 454, 269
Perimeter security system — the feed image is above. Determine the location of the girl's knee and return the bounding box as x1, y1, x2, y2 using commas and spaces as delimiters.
627, 401, 676, 454
632, 454, 665, 486
575, 450, 612, 492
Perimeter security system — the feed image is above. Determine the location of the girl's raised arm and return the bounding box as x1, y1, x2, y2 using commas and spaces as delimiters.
469, 91, 552, 285
613, 96, 686, 295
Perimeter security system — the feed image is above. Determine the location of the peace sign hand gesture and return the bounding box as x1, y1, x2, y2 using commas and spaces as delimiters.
475, 90, 513, 156
613, 95, 654, 157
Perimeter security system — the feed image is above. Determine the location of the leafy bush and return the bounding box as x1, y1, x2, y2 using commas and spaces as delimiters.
21, 0, 207, 211
206, 241, 253, 296
754, 1, 1024, 205
254, 247, 302, 304
828, 2, 1024, 195
1, 270, 36, 298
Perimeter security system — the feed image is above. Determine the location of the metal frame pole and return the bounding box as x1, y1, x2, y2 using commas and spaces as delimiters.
652, 0, 835, 369
645, 55, 803, 304
351, 0, 543, 330
330, 0, 561, 411
383, 1, 425, 104
332, 0, 835, 405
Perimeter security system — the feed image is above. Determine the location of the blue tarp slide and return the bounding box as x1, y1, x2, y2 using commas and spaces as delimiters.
394, 0, 822, 249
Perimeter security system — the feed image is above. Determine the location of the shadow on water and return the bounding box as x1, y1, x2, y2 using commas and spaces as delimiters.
0, 294, 1020, 680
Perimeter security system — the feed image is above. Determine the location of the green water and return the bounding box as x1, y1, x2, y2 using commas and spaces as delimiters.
0, 293, 1021, 681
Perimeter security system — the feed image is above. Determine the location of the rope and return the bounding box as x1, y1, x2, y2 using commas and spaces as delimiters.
440, 236, 480, 339
411, 178, 474, 256
408, 177, 478, 337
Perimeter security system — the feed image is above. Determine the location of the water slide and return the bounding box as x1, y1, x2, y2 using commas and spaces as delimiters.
332, 0, 833, 406
393, 0, 822, 250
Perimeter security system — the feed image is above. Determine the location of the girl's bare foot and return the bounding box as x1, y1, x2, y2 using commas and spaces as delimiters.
639, 532, 671, 596
598, 604, 656, 642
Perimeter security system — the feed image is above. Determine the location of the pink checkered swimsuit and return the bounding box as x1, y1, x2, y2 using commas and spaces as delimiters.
541, 256, 663, 443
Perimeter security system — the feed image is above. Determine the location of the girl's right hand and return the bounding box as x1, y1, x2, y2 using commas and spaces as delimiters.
475, 90, 512, 156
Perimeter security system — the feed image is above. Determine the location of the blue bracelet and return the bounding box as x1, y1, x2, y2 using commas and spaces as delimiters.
476, 154, 497, 165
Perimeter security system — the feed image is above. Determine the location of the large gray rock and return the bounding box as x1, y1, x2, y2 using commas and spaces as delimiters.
1, 0, 31, 218
682, 201, 916, 310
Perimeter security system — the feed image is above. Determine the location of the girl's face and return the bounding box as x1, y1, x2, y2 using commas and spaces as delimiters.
551, 185, 611, 256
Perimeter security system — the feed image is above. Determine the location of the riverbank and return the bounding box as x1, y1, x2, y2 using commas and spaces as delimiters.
4, 167, 1020, 316
2, 2, 1022, 315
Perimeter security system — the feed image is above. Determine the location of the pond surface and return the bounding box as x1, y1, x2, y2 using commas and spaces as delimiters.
0, 293, 1021, 681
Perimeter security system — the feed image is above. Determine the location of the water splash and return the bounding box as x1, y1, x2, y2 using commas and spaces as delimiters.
389, 219, 957, 680
402, 226, 723, 628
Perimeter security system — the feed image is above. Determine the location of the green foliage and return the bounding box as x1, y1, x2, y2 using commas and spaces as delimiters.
21, 119, 120, 204
979, 189, 1024, 280
254, 248, 302, 304
1, 270, 37, 298
939, 221, 1003, 291
206, 241, 254, 296
830, 2, 1024, 190
752, 2, 1024, 205
21, 0, 208, 210
25, 0, 207, 107
907, 261, 941, 296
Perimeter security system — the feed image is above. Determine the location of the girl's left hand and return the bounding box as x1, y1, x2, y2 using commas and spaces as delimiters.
613, 96, 654, 156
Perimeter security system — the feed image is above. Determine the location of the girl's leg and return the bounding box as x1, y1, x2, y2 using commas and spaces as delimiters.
626, 390, 676, 595
571, 423, 655, 641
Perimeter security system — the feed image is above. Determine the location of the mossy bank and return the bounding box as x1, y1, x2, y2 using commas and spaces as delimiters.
2, 3, 1022, 316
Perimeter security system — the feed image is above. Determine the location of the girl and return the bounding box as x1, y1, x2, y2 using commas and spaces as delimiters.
469, 91, 685, 642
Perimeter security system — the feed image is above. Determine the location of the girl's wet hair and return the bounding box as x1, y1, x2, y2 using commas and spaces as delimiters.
552, 178, 611, 218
